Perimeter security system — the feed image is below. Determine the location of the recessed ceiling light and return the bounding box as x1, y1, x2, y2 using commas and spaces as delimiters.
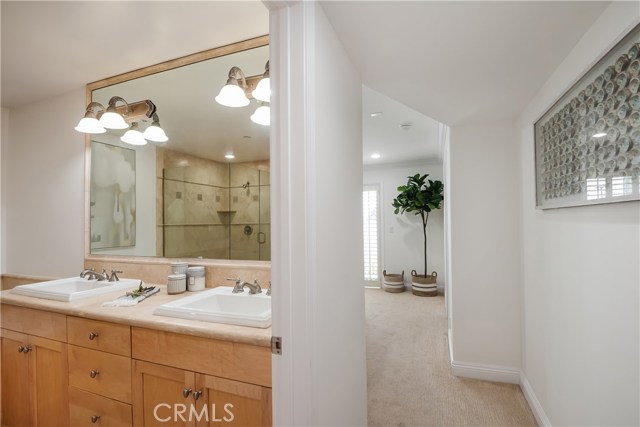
225, 153, 235, 159
371, 153, 381, 159
592, 132, 607, 138
370, 112, 383, 117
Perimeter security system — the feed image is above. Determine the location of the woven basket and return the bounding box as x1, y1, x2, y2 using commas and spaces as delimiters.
383, 270, 405, 293
411, 270, 437, 297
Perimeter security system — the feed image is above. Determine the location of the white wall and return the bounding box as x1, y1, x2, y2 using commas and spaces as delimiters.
518, 3, 639, 425
364, 160, 445, 290
3, 90, 86, 278
270, 1, 367, 425
448, 122, 522, 375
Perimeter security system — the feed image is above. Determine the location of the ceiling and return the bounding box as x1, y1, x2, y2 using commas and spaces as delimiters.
1, 1, 269, 108
323, 1, 611, 126
2, 1, 611, 166
362, 85, 440, 165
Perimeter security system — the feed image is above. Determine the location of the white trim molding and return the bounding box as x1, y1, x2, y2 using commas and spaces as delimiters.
450, 360, 521, 384
520, 373, 552, 427
448, 356, 553, 426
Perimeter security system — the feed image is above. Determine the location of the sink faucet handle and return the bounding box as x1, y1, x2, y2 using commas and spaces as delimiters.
109, 270, 123, 282
253, 280, 262, 294
266, 281, 272, 296
228, 278, 244, 293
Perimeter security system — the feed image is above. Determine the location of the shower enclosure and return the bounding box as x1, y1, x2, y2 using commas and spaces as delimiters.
162, 161, 270, 261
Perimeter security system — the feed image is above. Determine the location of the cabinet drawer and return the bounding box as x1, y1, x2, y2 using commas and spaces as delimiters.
68, 317, 131, 356
132, 327, 271, 387
69, 387, 132, 427
68, 345, 132, 403
1, 304, 66, 341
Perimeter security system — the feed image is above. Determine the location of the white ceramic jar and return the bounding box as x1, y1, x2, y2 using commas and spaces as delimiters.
186, 266, 205, 291
167, 273, 186, 294
170, 262, 188, 275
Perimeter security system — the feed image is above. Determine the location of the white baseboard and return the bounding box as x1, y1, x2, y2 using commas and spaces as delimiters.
450, 360, 521, 384
447, 327, 454, 364
520, 372, 551, 427
446, 336, 551, 425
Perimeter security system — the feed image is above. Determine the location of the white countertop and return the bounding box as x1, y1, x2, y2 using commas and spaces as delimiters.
0, 284, 272, 347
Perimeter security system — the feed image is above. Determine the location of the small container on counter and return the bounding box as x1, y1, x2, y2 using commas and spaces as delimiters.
187, 266, 205, 291
167, 273, 187, 294
170, 262, 188, 275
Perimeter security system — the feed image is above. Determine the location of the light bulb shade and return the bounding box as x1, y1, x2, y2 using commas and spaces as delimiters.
143, 124, 169, 143
250, 105, 270, 126
252, 77, 271, 102
74, 117, 106, 134
99, 111, 129, 129
215, 84, 250, 107
120, 124, 147, 145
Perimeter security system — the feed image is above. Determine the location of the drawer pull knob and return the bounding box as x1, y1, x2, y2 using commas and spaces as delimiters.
91, 415, 100, 423
18, 346, 32, 354
193, 390, 202, 401
182, 388, 192, 398
89, 370, 100, 378
17, 345, 25, 353
88, 332, 99, 340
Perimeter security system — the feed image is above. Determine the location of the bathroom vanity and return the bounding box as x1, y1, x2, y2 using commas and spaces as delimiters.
0, 34, 275, 427
0, 286, 272, 427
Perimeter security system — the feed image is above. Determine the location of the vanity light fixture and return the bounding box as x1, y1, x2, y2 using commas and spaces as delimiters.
251, 61, 270, 103
76, 98, 169, 143
120, 122, 147, 146
250, 102, 270, 126
225, 153, 236, 160
215, 66, 250, 107
215, 62, 271, 126
99, 96, 130, 129
74, 102, 107, 134
142, 113, 169, 143
371, 153, 381, 159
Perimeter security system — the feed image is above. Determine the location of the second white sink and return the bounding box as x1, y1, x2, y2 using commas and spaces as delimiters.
153, 286, 271, 328
11, 277, 141, 302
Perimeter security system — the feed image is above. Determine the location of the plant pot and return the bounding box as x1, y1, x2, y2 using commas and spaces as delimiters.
383, 270, 405, 293
411, 270, 437, 297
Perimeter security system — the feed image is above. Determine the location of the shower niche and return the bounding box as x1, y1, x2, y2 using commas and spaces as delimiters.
162, 154, 270, 261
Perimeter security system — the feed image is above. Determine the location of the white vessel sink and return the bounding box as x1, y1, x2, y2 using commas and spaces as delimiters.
153, 286, 271, 328
11, 277, 141, 302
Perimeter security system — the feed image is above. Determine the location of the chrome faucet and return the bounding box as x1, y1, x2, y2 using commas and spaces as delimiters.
80, 268, 109, 281
79, 268, 95, 279
227, 278, 262, 294
266, 281, 271, 296
108, 270, 123, 282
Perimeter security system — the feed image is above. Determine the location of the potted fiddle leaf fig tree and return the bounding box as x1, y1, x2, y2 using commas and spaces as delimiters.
392, 173, 444, 296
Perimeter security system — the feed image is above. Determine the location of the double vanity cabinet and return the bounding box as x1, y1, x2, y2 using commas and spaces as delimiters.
0, 290, 272, 427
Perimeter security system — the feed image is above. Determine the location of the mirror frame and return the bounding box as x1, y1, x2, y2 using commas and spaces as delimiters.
83, 35, 271, 269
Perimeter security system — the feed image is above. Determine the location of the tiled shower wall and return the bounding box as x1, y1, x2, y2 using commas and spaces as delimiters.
159, 149, 270, 260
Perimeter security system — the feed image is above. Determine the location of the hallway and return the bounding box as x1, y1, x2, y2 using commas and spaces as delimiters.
365, 289, 536, 426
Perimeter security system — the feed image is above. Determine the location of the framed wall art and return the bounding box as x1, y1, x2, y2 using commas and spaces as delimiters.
535, 23, 640, 209
90, 141, 137, 249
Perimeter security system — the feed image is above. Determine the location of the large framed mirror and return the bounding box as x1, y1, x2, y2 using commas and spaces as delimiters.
83, 36, 270, 264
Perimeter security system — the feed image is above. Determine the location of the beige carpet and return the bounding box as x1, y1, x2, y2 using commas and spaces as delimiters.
365, 288, 536, 427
